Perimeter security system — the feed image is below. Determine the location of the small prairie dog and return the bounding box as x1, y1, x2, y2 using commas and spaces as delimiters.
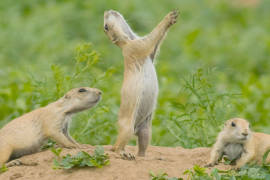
0, 87, 101, 166
208, 118, 270, 168
104, 10, 179, 156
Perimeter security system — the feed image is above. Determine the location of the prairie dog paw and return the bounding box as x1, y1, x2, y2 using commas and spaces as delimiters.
6, 159, 38, 167
76, 144, 92, 149
231, 165, 240, 170
205, 163, 215, 167
166, 9, 179, 26
205, 161, 218, 167
120, 152, 136, 161
111, 145, 124, 153
111, 146, 117, 152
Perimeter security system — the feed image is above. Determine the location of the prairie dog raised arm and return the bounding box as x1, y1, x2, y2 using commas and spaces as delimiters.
104, 10, 179, 156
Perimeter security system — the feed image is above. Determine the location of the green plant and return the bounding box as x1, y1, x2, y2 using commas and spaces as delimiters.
30, 42, 118, 146
41, 139, 57, 150
51, 147, 63, 158
150, 171, 183, 180
166, 68, 239, 148
151, 150, 270, 180
184, 163, 270, 179
183, 165, 213, 180
0, 165, 8, 174
51, 146, 109, 169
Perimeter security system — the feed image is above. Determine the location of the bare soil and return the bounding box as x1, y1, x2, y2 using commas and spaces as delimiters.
0, 145, 230, 180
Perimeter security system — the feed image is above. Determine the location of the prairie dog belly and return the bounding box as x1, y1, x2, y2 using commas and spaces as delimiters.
223, 143, 244, 161
134, 58, 158, 131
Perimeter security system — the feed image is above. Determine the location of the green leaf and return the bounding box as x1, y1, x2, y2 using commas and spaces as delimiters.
94, 145, 105, 155
0, 164, 8, 173
41, 139, 56, 150
51, 146, 109, 170
50, 147, 62, 157
211, 168, 221, 180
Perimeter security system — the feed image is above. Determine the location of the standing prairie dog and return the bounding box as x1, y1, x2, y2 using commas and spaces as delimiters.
104, 10, 179, 156
207, 118, 270, 169
0, 87, 101, 167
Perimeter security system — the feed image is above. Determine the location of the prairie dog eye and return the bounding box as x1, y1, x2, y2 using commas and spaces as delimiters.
104, 24, 109, 31
231, 122, 236, 127
78, 88, 87, 93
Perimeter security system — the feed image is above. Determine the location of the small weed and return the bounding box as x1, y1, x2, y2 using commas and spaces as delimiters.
184, 165, 213, 180
51, 147, 63, 158
51, 146, 109, 170
41, 139, 56, 150
150, 171, 183, 180
183, 164, 270, 180
0, 165, 8, 174
167, 68, 239, 148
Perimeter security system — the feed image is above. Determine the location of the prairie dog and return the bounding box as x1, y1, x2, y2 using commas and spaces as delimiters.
207, 118, 270, 168
104, 10, 179, 156
0, 87, 101, 166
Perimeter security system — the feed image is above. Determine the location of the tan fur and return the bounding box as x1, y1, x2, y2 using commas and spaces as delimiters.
207, 118, 270, 169
0, 87, 101, 166
104, 10, 179, 156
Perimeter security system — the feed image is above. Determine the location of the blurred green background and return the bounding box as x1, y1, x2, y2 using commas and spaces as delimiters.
0, 0, 269, 148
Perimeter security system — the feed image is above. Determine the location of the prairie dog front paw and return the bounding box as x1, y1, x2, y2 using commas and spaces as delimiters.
166, 9, 179, 26
205, 162, 216, 167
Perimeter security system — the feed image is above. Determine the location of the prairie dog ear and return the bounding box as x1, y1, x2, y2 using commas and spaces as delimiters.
223, 120, 230, 129
64, 94, 71, 99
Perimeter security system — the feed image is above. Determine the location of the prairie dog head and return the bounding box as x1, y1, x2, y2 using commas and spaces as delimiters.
222, 118, 251, 143
61, 87, 102, 114
104, 10, 136, 47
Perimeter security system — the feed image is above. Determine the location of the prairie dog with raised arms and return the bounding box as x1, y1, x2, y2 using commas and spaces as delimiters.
207, 118, 270, 169
104, 10, 179, 156
0, 87, 101, 166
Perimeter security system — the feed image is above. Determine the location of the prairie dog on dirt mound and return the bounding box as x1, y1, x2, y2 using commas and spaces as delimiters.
0, 87, 101, 166
207, 118, 270, 169
104, 10, 179, 156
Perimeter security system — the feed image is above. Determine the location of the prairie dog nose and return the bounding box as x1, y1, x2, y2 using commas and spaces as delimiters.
97, 90, 102, 95
94, 89, 102, 95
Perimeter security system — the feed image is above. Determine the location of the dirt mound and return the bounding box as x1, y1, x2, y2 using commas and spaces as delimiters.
0, 145, 230, 180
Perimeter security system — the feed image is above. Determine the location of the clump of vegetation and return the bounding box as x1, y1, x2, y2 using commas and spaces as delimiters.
183, 165, 215, 180
41, 139, 57, 150
150, 171, 182, 180
165, 68, 239, 148
51, 146, 109, 169
150, 164, 270, 180
151, 151, 270, 179
0, 165, 8, 174
35, 43, 117, 146
183, 164, 270, 180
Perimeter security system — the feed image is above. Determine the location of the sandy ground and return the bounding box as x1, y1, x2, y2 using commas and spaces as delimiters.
0, 145, 230, 180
